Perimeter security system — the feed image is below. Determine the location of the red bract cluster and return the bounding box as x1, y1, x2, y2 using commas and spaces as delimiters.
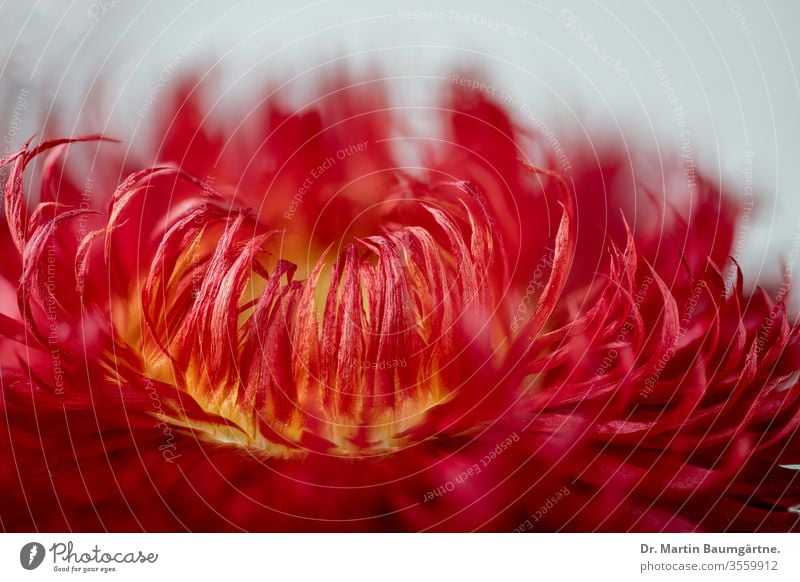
1, 76, 798, 531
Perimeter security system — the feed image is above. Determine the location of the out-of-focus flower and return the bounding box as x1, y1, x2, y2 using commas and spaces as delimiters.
0, 74, 798, 531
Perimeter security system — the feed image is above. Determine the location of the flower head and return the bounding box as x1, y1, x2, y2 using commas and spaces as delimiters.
1, 74, 798, 531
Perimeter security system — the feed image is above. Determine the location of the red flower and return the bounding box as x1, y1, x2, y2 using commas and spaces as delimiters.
1, 74, 798, 532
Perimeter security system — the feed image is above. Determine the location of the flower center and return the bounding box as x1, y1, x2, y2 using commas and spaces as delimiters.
137, 186, 503, 456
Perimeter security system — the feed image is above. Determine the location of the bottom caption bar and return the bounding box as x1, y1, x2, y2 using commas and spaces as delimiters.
1, 534, 798, 581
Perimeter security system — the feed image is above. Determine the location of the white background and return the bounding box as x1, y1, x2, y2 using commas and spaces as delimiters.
2, 1, 799, 288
